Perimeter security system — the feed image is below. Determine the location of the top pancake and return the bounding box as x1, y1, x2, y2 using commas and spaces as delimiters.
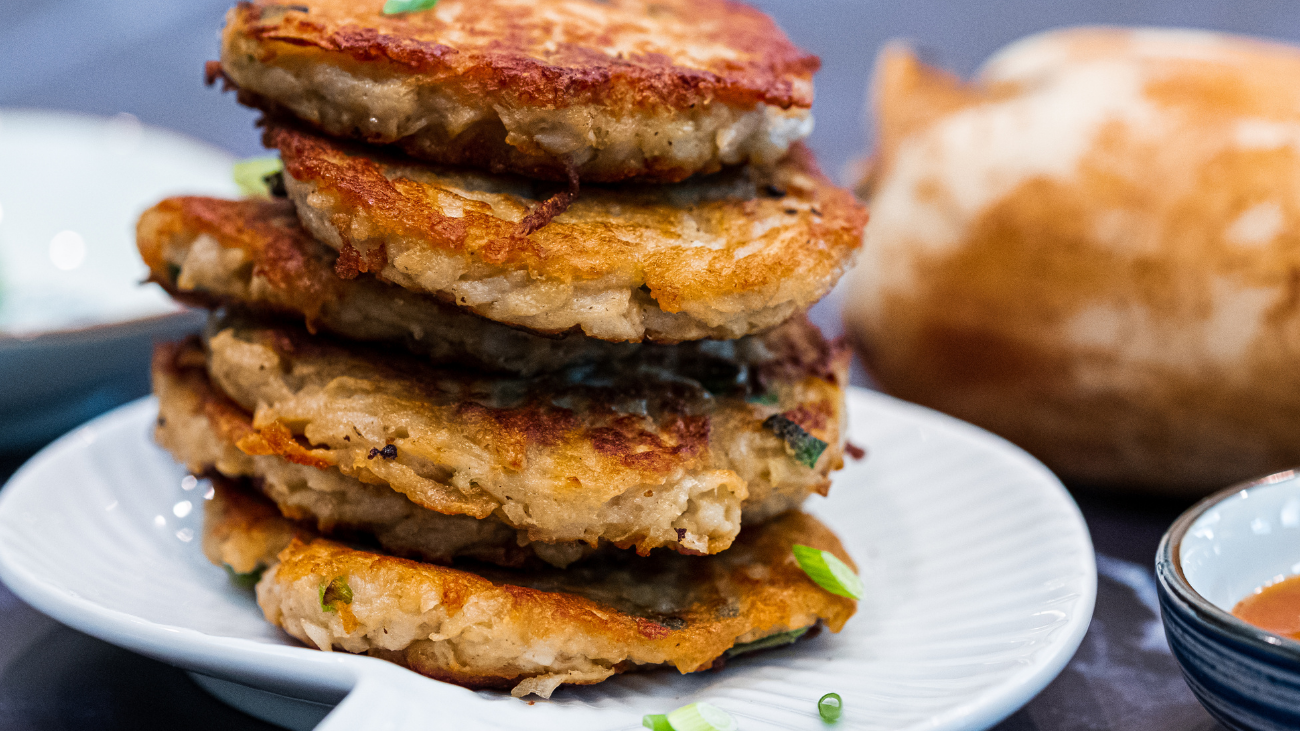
270, 123, 867, 342
218, 0, 818, 183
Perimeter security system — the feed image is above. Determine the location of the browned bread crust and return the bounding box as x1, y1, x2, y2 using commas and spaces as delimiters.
847, 29, 1300, 495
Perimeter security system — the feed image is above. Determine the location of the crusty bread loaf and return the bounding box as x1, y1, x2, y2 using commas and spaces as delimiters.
846, 27, 1300, 495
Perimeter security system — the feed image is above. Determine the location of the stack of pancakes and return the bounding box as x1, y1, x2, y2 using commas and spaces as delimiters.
139, 0, 867, 698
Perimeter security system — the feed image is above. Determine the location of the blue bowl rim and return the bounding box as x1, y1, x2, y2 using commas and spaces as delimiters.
1156, 468, 1300, 664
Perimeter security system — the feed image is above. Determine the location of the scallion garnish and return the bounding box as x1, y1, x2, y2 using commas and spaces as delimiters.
817, 693, 843, 722
793, 545, 862, 599
224, 564, 264, 590
642, 714, 674, 731
232, 156, 283, 197
746, 391, 779, 406
382, 0, 438, 14
725, 627, 808, 657
318, 576, 354, 612
666, 702, 737, 731
763, 414, 827, 468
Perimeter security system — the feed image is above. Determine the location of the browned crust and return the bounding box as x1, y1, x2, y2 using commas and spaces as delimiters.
137, 196, 345, 325
198, 309, 849, 553
138, 195, 627, 374
202, 473, 317, 573
233, 320, 719, 479
225, 0, 817, 112
230, 90, 696, 183
267, 123, 868, 319
154, 338, 338, 471
226, 312, 848, 474
157, 345, 586, 567
254, 500, 857, 685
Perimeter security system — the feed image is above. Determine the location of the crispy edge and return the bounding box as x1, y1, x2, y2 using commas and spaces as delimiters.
268, 123, 867, 311
231, 319, 718, 480
154, 338, 337, 471
268, 509, 857, 681
138, 196, 348, 326
225, 0, 818, 112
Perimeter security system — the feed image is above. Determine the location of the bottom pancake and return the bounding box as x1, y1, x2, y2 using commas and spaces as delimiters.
203, 478, 858, 699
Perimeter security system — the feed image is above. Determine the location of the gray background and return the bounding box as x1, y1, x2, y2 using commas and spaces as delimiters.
2, 1, 1294, 728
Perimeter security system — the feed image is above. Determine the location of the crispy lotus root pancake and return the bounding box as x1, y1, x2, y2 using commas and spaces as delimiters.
138, 196, 635, 376
217, 0, 818, 183
156, 342, 595, 568
268, 124, 866, 342
202, 472, 313, 576
197, 311, 849, 557
202, 478, 857, 698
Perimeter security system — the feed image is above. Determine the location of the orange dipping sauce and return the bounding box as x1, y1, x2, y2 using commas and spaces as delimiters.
1233, 574, 1300, 640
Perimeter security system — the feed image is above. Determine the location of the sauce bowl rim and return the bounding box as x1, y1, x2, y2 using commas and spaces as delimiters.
1157, 468, 1300, 663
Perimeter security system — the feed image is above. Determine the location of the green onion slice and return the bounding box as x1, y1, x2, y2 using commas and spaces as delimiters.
642, 714, 674, 731
666, 703, 737, 731
725, 627, 807, 657
232, 156, 283, 197
793, 545, 863, 599
224, 564, 264, 590
382, 0, 438, 14
763, 414, 827, 468
318, 576, 354, 612
746, 391, 779, 406
818, 693, 843, 722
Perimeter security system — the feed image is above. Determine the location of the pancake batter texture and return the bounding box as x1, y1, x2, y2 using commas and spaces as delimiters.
217, 0, 819, 183
139, 0, 865, 698
204, 478, 857, 698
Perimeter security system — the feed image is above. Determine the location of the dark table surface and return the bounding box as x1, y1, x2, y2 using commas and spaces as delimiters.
3, 0, 1293, 728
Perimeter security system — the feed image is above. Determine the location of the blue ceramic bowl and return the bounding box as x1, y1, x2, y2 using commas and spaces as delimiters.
1157, 470, 1300, 731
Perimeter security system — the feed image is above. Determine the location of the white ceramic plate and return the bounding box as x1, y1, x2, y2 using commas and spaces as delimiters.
0, 108, 235, 335
0, 388, 1095, 731
0, 108, 237, 448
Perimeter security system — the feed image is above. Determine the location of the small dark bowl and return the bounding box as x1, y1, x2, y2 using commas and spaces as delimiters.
1157, 470, 1300, 731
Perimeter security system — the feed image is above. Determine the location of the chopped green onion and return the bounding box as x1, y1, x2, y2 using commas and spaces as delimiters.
232, 156, 283, 197
667, 702, 737, 731
725, 627, 807, 657
318, 576, 354, 612
746, 391, 779, 406
224, 564, 264, 590
763, 414, 827, 468
642, 714, 674, 731
165, 262, 182, 285
793, 545, 863, 599
817, 693, 842, 722
382, 0, 438, 14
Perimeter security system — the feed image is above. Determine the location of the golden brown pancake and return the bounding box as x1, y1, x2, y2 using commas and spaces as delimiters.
203, 477, 857, 698
268, 123, 866, 342
194, 310, 848, 557
217, 0, 818, 183
138, 196, 637, 376
157, 341, 597, 568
